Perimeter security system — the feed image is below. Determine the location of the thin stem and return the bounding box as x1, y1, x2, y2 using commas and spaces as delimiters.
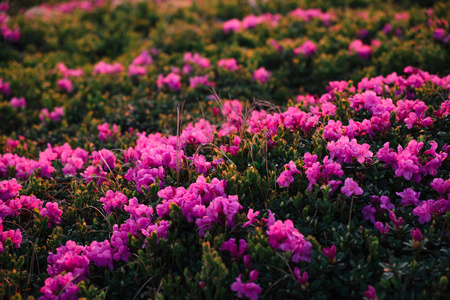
348, 196, 354, 228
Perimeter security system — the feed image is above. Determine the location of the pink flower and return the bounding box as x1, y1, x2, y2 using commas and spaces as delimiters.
0, 229, 22, 252
364, 285, 377, 300
128, 64, 146, 77
412, 201, 431, 224
49, 107, 64, 121
92, 149, 116, 171
362, 205, 376, 223
0, 78, 11, 95
39, 272, 79, 300
276, 161, 301, 188
0, 179, 22, 201
97, 122, 120, 141
323, 244, 336, 263
9, 97, 26, 109
223, 19, 241, 33
349, 40, 371, 59
293, 40, 317, 57
47, 240, 89, 280
433, 28, 446, 40
84, 240, 114, 270
396, 188, 420, 206
379, 196, 395, 211
266, 219, 312, 263
220, 238, 248, 259
294, 267, 309, 286
389, 211, 403, 230
189, 75, 211, 89
92, 61, 123, 75
57, 62, 84, 77
253, 67, 271, 84
230, 274, 262, 300
41, 202, 62, 225
100, 190, 128, 214
57, 78, 73, 92
159, 72, 181, 92
341, 178, 363, 197
131, 50, 153, 66
81, 166, 108, 186
242, 208, 260, 228
2, 26, 20, 43
218, 58, 239, 71
374, 221, 390, 236
411, 228, 422, 242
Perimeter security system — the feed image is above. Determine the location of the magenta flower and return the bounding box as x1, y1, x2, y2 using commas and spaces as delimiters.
218, 58, 239, 71
81, 165, 108, 186
0, 179, 22, 201
128, 64, 146, 77
364, 285, 377, 300
0, 78, 11, 95
349, 40, 371, 59
98, 122, 119, 142
220, 238, 248, 259
159, 72, 181, 92
294, 267, 309, 286
242, 208, 260, 228
92, 149, 116, 171
223, 19, 241, 33
189, 75, 211, 89
100, 190, 128, 214
49, 107, 64, 122
84, 240, 114, 270
253, 67, 271, 84
41, 202, 62, 226
57, 62, 84, 77
433, 28, 446, 40
379, 196, 395, 211
57, 78, 73, 92
374, 221, 389, 237
9, 97, 26, 109
323, 244, 336, 263
230, 274, 262, 300
396, 188, 420, 206
412, 201, 431, 224
0, 229, 22, 252
39, 272, 80, 300
92, 61, 123, 75
341, 178, 363, 197
411, 228, 423, 242
131, 50, 153, 66
389, 211, 403, 230
362, 205, 376, 223
293, 40, 317, 57
277, 161, 301, 188
2, 26, 20, 43
267, 219, 312, 263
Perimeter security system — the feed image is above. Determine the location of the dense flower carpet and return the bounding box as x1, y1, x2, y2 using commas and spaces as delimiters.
0, 0, 449, 299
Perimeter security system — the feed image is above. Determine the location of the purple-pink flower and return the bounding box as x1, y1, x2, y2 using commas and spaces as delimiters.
293, 40, 317, 57
364, 285, 377, 300
341, 178, 363, 197
253, 67, 271, 84
230, 274, 261, 300
223, 19, 241, 34
57, 78, 73, 92
9, 97, 26, 109
323, 244, 336, 263
218, 58, 239, 71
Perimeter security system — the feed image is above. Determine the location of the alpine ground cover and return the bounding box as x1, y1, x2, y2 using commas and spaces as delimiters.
0, 0, 450, 299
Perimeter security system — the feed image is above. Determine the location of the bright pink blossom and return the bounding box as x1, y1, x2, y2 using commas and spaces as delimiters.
341, 178, 363, 197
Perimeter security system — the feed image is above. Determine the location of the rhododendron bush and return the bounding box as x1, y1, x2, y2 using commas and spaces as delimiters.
1, 0, 449, 299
